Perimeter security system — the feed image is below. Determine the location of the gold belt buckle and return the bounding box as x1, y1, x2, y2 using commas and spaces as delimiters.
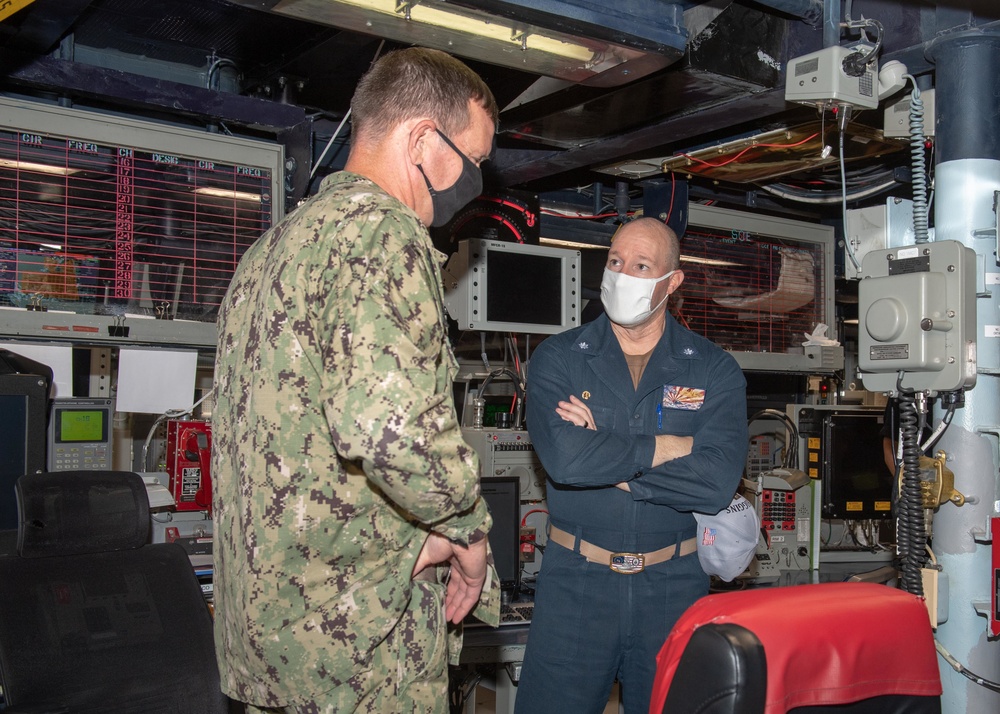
609, 552, 645, 574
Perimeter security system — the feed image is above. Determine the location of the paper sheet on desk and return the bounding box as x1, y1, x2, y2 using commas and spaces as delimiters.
117, 348, 198, 414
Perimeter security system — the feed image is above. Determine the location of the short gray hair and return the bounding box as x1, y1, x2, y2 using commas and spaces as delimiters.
351, 47, 498, 142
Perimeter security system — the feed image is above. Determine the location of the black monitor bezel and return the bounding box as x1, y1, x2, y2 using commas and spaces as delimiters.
479, 475, 521, 594
0, 374, 49, 531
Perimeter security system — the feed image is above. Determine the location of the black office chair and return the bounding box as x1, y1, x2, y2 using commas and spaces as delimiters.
0, 471, 232, 713
650, 582, 942, 714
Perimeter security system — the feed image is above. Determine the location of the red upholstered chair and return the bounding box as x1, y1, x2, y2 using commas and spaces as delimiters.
649, 582, 942, 714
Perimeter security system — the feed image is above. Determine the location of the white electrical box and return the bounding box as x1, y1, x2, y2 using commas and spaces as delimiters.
858, 240, 977, 394
883, 88, 935, 139
844, 198, 916, 280
785, 45, 878, 110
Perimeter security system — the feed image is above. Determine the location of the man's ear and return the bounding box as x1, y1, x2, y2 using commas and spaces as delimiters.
667, 270, 685, 294
407, 119, 438, 166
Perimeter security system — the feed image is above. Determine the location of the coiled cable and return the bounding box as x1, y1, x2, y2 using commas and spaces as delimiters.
895, 380, 928, 595
904, 76, 930, 243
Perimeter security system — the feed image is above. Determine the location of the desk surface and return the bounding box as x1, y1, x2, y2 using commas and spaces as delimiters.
719, 560, 896, 591
462, 623, 530, 664
461, 560, 897, 662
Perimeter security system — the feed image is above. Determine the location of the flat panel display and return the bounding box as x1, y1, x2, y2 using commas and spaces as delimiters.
0, 375, 48, 530
479, 476, 521, 593
56, 409, 106, 443
443, 238, 581, 335
484, 249, 563, 327
822, 411, 892, 520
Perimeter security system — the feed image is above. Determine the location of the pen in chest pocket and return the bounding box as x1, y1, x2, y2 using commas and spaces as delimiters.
657, 402, 662, 430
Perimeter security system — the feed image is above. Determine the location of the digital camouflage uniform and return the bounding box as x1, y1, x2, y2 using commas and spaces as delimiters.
212, 171, 499, 713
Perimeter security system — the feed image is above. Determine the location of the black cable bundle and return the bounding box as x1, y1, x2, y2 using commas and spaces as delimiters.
895, 388, 928, 595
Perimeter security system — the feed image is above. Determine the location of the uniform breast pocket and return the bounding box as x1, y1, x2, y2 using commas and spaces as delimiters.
589, 405, 617, 431
660, 407, 698, 436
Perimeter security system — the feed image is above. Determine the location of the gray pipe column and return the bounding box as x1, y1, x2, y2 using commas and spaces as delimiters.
927, 29, 1000, 714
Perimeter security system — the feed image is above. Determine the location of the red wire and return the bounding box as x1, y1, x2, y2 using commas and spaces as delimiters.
678, 133, 819, 169
520, 508, 549, 527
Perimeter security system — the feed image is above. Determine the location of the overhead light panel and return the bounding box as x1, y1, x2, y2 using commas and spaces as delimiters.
241, 0, 674, 86
679, 255, 744, 268
540, 236, 742, 267
540, 236, 608, 250
337, 0, 593, 61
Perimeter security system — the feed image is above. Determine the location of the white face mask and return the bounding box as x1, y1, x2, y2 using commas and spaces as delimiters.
600, 268, 676, 327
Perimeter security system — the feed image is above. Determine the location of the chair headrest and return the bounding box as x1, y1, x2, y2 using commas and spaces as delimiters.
16, 471, 150, 558
650, 582, 942, 714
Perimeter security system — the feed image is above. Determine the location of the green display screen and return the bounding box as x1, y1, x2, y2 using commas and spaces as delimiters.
59, 410, 104, 442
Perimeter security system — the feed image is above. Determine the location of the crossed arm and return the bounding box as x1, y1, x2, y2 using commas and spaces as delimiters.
556, 394, 693, 490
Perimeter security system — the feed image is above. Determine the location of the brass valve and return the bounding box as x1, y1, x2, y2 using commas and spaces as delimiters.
899, 450, 965, 509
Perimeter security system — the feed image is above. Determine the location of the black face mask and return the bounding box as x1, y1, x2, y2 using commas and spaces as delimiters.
417, 129, 483, 228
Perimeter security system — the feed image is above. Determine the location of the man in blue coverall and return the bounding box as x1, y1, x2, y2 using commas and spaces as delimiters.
515, 217, 748, 714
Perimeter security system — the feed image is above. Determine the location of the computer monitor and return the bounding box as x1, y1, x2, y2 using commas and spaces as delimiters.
822, 410, 892, 520
442, 238, 581, 334
479, 476, 521, 595
0, 374, 49, 530
793, 405, 890, 521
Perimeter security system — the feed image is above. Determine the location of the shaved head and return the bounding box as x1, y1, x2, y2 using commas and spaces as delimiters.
613, 217, 681, 272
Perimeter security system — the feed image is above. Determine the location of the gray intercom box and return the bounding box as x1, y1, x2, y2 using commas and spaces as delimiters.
858, 240, 977, 394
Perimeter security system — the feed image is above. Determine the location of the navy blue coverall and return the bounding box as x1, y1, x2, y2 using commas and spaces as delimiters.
514, 313, 748, 714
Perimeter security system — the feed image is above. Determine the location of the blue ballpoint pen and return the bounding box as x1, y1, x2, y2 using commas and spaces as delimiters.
656, 403, 662, 430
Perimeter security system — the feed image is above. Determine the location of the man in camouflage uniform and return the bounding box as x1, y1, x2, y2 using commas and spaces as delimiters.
211, 48, 500, 714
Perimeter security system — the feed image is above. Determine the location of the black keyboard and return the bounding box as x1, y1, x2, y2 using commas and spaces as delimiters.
499, 600, 535, 626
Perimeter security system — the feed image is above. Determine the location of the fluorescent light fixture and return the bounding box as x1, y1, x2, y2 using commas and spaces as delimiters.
0, 158, 79, 176
679, 254, 743, 268
541, 236, 742, 267
540, 236, 608, 250
337, 0, 593, 61
38, 243, 64, 251
257, 0, 671, 86
194, 187, 262, 202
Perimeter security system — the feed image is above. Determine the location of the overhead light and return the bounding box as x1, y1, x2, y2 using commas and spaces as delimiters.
240, 0, 673, 87
680, 255, 743, 268
339, 0, 592, 61
541, 236, 743, 267
194, 187, 262, 202
540, 236, 607, 250
0, 158, 79, 176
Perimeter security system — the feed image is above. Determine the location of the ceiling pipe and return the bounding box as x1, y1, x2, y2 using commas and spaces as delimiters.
823, 0, 841, 47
